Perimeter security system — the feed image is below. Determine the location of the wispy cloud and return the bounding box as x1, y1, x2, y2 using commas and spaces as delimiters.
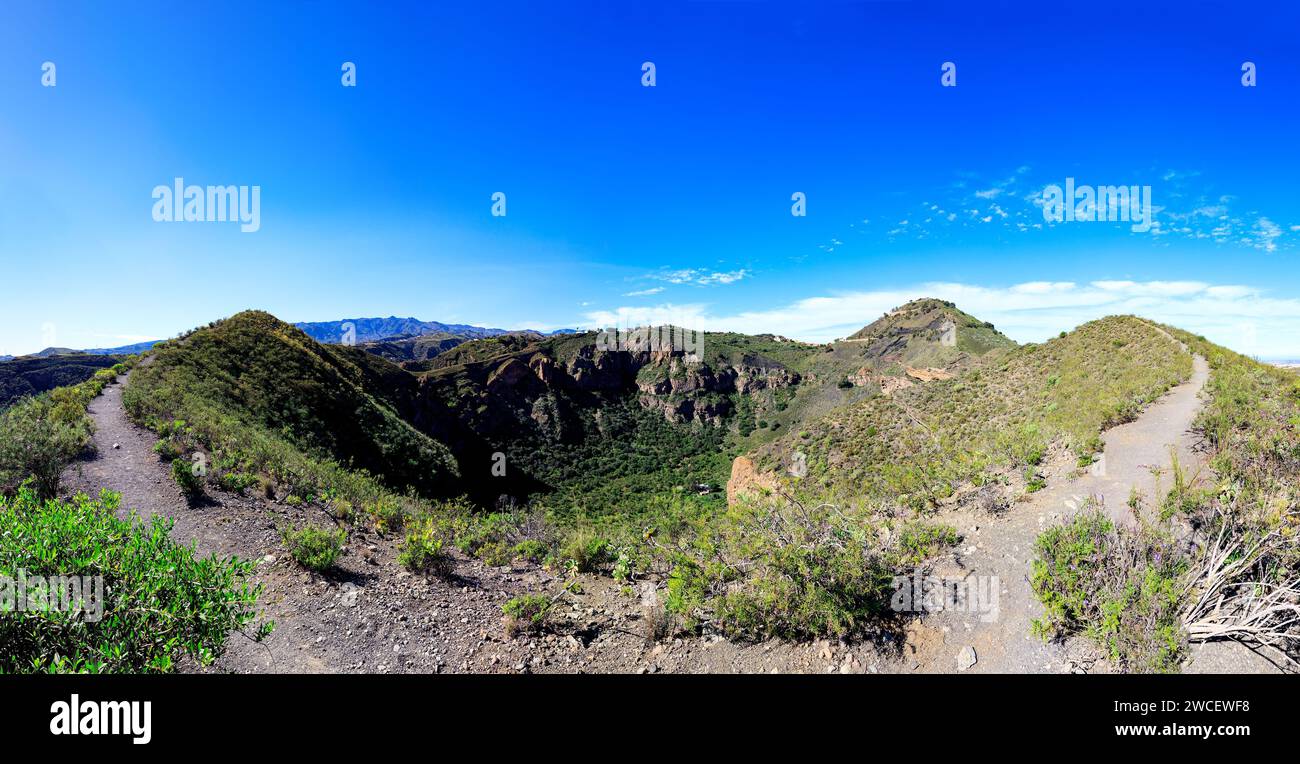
811, 166, 1297, 254
622, 286, 665, 297
648, 268, 750, 286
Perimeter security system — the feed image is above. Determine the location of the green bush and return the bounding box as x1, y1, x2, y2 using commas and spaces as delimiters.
170, 456, 205, 497
502, 594, 552, 637
664, 495, 952, 640
0, 395, 94, 499
512, 539, 548, 563
560, 530, 612, 574
1030, 510, 1187, 673
153, 439, 181, 462
366, 496, 407, 534
398, 517, 454, 575
0, 486, 269, 672
281, 524, 346, 572
216, 471, 258, 493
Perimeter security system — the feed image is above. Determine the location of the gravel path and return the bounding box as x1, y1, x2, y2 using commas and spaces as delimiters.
899, 350, 1215, 674
61, 374, 556, 673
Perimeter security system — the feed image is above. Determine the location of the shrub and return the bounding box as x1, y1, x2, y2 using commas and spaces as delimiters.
664, 495, 949, 640
0, 396, 94, 499
398, 517, 454, 575
560, 530, 612, 574
170, 456, 205, 497
0, 486, 269, 672
502, 594, 552, 637
281, 524, 346, 572
153, 439, 181, 462
366, 496, 407, 534
512, 539, 548, 564
217, 471, 258, 493
1030, 509, 1187, 673
643, 599, 676, 644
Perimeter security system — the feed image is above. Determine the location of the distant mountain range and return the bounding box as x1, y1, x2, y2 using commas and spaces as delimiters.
294, 317, 512, 345
2, 317, 579, 364
20, 341, 161, 359
294, 317, 577, 345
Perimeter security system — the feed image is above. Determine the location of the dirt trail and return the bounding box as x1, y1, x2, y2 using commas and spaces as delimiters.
61, 374, 562, 673
901, 351, 1212, 674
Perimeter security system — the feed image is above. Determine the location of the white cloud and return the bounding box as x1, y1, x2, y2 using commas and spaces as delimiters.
649, 268, 750, 286
582, 280, 1300, 359
623, 287, 664, 297
1012, 281, 1076, 294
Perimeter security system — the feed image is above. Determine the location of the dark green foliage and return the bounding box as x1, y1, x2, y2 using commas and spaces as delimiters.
0, 368, 116, 499
170, 457, 205, 497
0, 353, 122, 408
0, 487, 268, 673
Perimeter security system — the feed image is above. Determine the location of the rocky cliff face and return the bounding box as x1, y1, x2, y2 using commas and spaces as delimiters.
630, 355, 800, 424
415, 336, 803, 450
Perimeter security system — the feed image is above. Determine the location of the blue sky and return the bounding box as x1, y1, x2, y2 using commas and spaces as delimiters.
2, 1, 1299, 357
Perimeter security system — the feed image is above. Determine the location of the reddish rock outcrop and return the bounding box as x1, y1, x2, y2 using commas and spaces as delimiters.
726, 455, 780, 504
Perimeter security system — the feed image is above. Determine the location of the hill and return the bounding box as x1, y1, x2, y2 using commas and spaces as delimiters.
0, 353, 125, 408
12, 300, 1298, 670
115, 302, 1023, 532
737, 315, 1192, 512
123, 311, 460, 501
355, 332, 470, 365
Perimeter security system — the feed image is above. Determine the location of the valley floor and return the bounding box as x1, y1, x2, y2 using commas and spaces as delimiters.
59, 357, 1280, 673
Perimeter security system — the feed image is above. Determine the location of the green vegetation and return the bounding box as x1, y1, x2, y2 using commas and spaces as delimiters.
663, 494, 957, 639
1161, 326, 1300, 663
1031, 327, 1300, 672
124, 311, 459, 523
519, 402, 732, 538
502, 593, 552, 637
762, 316, 1192, 510
281, 523, 346, 572
398, 516, 454, 575
0, 486, 268, 673
0, 353, 123, 409
77, 304, 1278, 656
171, 456, 205, 498
0, 364, 124, 498
1030, 509, 1187, 673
